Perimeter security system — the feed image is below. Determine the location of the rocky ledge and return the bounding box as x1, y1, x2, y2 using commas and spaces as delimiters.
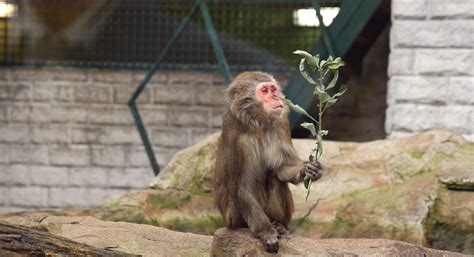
0, 214, 469, 257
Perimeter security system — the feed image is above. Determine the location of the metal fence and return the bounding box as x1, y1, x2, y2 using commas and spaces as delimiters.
0, 0, 341, 71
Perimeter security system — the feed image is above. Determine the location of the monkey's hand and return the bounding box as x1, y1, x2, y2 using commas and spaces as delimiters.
301, 161, 323, 181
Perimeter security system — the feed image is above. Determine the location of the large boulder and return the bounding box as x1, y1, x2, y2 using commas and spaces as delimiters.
212, 228, 468, 256
2, 214, 467, 257
2, 213, 212, 257
72, 129, 474, 254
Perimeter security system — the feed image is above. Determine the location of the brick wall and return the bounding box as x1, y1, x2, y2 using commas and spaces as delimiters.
0, 68, 230, 212
387, 0, 474, 140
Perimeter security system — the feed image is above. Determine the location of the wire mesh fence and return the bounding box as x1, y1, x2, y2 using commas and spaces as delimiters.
0, 0, 339, 71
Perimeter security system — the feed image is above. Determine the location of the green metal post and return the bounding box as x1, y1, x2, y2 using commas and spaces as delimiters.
199, 1, 233, 84
312, 0, 335, 57
128, 1, 201, 176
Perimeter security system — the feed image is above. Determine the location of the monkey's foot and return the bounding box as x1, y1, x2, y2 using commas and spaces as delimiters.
257, 228, 279, 253
272, 221, 288, 238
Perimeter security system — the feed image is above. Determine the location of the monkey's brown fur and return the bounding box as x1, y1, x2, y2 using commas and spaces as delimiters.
214, 71, 310, 252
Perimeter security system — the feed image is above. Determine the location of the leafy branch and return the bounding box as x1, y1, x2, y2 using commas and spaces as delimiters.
286, 50, 347, 202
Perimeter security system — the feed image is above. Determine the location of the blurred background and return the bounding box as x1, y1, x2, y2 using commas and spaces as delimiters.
0, 0, 472, 212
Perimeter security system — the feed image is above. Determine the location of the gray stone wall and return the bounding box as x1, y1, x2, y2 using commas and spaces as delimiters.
387, 0, 474, 140
0, 68, 229, 212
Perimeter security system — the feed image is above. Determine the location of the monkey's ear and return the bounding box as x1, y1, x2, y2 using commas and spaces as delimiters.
226, 83, 244, 101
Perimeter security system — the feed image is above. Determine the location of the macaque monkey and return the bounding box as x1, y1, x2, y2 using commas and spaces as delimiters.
214, 71, 323, 253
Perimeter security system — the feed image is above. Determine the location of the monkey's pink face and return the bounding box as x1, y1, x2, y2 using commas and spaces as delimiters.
255, 82, 284, 116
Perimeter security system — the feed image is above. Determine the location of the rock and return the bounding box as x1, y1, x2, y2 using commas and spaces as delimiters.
211, 228, 469, 257
5, 129, 471, 253
0, 221, 135, 256
1, 214, 212, 257
143, 129, 474, 253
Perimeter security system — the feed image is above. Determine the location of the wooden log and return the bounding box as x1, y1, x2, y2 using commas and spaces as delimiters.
0, 221, 138, 256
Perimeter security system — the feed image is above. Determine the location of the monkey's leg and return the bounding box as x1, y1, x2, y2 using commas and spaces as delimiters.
272, 221, 289, 237
238, 188, 279, 253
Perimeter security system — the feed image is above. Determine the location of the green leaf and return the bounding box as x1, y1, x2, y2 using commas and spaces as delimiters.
314, 54, 320, 68
301, 122, 317, 137
332, 84, 348, 98
319, 92, 331, 104
299, 59, 318, 85
326, 69, 339, 90
327, 59, 345, 70
327, 56, 334, 62
319, 130, 329, 136
294, 50, 318, 70
324, 97, 338, 109
285, 98, 318, 123
304, 176, 311, 189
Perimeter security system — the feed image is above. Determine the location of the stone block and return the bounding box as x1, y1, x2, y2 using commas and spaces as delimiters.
92, 146, 127, 167
49, 145, 90, 166
87, 188, 131, 206
0, 145, 9, 163
71, 126, 103, 143
73, 85, 111, 103
133, 71, 168, 83
210, 108, 224, 128
443, 106, 473, 134
30, 166, 69, 186
195, 84, 226, 106
389, 104, 472, 133
90, 70, 134, 83
68, 167, 109, 187
10, 145, 49, 165
152, 128, 189, 148
97, 126, 141, 145
153, 83, 195, 105
114, 84, 151, 104
33, 82, 73, 102
388, 49, 415, 76
0, 187, 5, 205
0, 125, 30, 143
392, 0, 427, 19
10, 104, 50, 123
108, 168, 154, 188
10, 68, 51, 81
49, 187, 89, 208
448, 77, 474, 105
168, 71, 213, 84
190, 129, 213, 145
0, 82, 32, 101
140, 106, 168, 126
414, 49, 473, 76
391, 20, 473, 48
0, 104, 7, 121
388, 76, 448, 104
127, 148, 150, 167
430, 0, 474, 19
88, 106, 133, 125
49, 105, 88, 123
8, 186, 48, 207
31, 125, 70, 144
0, 165, 31, 185
168, 107, 210, 127
50, 69, 88, 81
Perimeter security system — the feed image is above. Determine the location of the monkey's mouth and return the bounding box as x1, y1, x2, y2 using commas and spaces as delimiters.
273, 105, 284, 110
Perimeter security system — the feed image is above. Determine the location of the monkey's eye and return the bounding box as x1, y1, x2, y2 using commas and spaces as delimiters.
261, 87, 268, 94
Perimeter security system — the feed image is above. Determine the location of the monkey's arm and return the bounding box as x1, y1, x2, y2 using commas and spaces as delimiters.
274, 157, 305, 184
